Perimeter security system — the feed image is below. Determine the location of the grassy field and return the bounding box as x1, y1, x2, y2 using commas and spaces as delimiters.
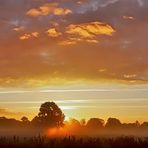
0, 136, 148, 148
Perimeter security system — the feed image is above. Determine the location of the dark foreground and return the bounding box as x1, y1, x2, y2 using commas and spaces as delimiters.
0, 136, 148, 148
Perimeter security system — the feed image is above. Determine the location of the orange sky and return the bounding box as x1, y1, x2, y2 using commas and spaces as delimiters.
0, 0, 148, 123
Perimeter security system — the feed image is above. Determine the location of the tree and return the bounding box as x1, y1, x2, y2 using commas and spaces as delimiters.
105, 118, 122, 128
69, 118, 81, 128
80, 119, 86, 126
122, 121, 140, 129
21, 116, 29, 123
32, 101, 65, 127
141, 122, 148, 129
86, 118, 104, 129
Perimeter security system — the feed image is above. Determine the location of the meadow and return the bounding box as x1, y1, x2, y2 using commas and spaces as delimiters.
0, 136, 148, 148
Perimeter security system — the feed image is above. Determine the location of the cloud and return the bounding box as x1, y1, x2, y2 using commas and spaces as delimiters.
61, 21, 115, 44
59, 39, 77, 46
19, 34, 31, 40
137, 0, 144, 7
59, 38, 98, 46
0, 0, 148, 86
31, 32, 39, 38
123, 74, 137, 79
26, 3, 72, 17
26, 8, 42, 17
66, 24, 94, 38
123, 16, 136, 20
19, 32, 39, 40
13, 26, 25, 32
75, 0, 119, 14
66, 21, 115, 38
47, 28, 62, 37
100, 0, 119, 7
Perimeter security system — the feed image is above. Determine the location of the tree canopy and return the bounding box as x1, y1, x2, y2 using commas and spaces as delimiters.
32, 101, 65, 127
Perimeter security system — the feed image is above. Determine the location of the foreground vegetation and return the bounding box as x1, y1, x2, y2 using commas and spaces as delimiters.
0, 136, 148, 148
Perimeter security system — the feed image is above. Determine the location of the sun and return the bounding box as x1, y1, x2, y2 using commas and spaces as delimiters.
65, 115, 70, 121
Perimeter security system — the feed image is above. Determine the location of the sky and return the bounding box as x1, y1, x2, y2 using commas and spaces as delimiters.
0, 0, 148, 123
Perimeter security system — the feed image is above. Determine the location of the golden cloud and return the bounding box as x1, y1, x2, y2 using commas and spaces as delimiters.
20, 34, 31, 40
13, 26, 25, 32
66, 24, 94, 38
20, 32, 39, 40
26, 3, 72, 17
66, 21, 115, 38
60, 21, 115, 45
123, 74, 137, 79
86, 39, 98, 43
47, 28, 62, 37
59, 40, 77, 46
31, 32, 39, 38
59, 38, 98, 46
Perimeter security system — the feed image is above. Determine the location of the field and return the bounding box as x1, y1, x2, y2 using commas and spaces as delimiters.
0, 136, 148, 148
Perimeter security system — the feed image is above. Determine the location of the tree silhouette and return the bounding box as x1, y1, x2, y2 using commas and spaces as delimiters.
21, 116, 29, 122
69, 118, 81, 128
32, 101, 65, 127
141, 122, 148, 129
86, 118, 104, 129
105, 118, 121, 128
80, 119, 86, 126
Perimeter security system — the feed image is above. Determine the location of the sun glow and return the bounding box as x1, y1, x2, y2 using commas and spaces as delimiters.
46, 119, 82, 137
47, 127, 70, 137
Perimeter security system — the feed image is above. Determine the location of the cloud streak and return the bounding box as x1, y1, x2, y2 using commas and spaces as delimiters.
1, 87, 148, 94
0, 108, 24, 117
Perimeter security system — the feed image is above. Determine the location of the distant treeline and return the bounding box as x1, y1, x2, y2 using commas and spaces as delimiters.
0, 101, 148, 131
0, 116, 148, 130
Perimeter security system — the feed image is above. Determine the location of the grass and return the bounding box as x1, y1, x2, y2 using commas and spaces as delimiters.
0, 136, 148, 148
